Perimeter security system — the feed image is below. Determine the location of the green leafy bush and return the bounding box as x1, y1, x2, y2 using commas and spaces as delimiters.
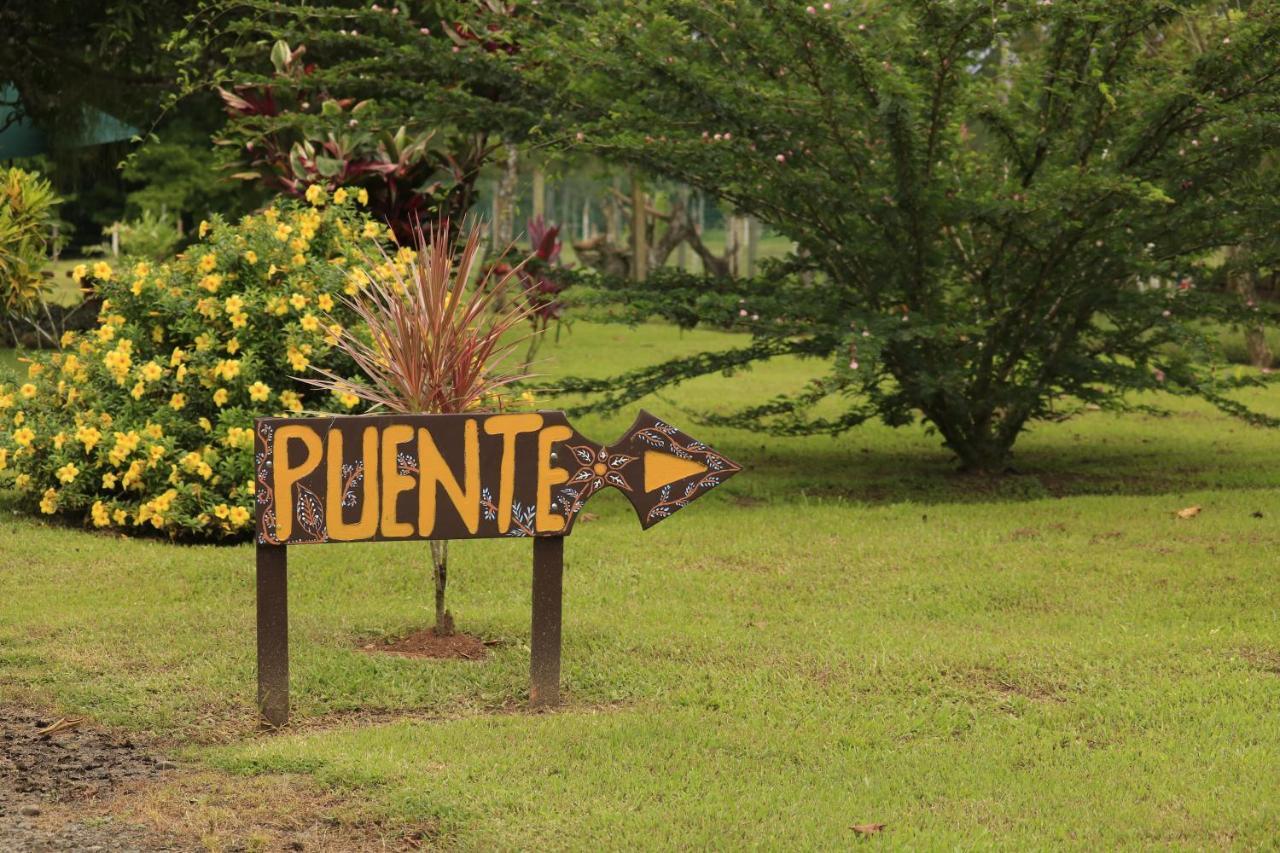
0, 168, 60, 315
98, 210, 183, 261
0, 192, 394, 538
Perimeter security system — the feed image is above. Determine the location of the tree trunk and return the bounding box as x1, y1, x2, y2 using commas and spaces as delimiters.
494, 144, 519, 250
1226, 247, 1273, 368
430, 540, 455, 636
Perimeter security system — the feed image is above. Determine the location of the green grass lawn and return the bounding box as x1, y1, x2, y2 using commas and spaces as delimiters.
1, 321, 1279, 848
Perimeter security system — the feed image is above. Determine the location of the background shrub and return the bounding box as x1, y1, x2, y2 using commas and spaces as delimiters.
0, 191, 392, 539
0, 168, 61, 318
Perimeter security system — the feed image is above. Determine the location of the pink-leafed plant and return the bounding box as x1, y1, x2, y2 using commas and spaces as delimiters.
307, 218, 537, 635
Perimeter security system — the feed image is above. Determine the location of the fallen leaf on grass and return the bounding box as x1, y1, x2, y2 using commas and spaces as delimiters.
851, 823, 886, 836
36, 717, 83, 737
1174, 506, 1201, 519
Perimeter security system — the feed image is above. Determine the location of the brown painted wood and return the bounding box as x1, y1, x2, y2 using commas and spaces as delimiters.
530, 536, 564, 708
256, 543, 288, 727
254, 410, 740, 545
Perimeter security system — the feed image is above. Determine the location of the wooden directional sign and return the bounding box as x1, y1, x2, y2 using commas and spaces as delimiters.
251, 410, 740, 724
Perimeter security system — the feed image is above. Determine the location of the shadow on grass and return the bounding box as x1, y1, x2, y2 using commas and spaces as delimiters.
709, 415, 1278, 508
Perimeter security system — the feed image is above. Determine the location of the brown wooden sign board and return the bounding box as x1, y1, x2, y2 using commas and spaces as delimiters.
251, 409, 740, 725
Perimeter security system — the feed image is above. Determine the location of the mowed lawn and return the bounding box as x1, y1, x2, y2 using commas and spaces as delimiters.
1, 321, 1279, 848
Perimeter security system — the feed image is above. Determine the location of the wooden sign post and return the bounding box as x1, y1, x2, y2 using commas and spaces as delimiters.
253, 409, 740, 725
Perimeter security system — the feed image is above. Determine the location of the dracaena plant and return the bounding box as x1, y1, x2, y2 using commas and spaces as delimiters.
306, 218, 536, 635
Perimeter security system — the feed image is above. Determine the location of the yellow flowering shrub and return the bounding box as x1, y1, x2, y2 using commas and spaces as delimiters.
0, 194, 396, 539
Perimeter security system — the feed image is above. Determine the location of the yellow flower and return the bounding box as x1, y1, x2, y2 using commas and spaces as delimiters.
228, 506, 251, 527
249, 381, 271, 402
244, 250, 258, 265
56, 462, 79, 484
198, 417, 212, 432
362, 221, 380, 239
0, 448, 8, 469
225, 294, 245, 314
198, 253, 217, 273
112, 508, 129, 525
170, 347, 187, 366
91, 501, 111, 527
122, 459, 146, 489
230, 312, 248, 329
305, 184, 327, 206
76, 425, 101, 452
39, 488, 59, 515
141, 361, 163, 382
134, 261, 151, 278
102, 472, 117, 489
226, 337, 241, 354
292, 253, 306, 268
194, 333, 212, 351
53, 432, 66, 450
289, 292, 308, 310
279, 390, 303, 413
96, 324, 116, 344
19, 383, 36, 398
92, 261, 113, 281
213, 503, 230, 519
224, 426, 254, 449
337, 392, 359, 409
357, 188, 369, 205
13, 427, 35, 448
213, 388, 229, 407
215, 359, 241, 381
333, 188, 348, 204
108, 430, 141, 465
274, 223, 292, 241
130, 381, 146, 401
317, 293, 334, 312
199, 274, 223, 293
199, 220, 211, 238
286, 347, 309, 372
13, 411, 25, 426
15, 473, 31, 490
0, 392, 11, 410
169, 392, 187, 410
72, 264, 88, 283
300, 313, 320, 333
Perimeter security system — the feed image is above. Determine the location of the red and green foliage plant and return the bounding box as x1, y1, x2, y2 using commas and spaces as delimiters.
305, 218, 537, 634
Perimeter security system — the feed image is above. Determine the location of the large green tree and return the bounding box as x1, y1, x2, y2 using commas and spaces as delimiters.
531, 0, 1280, 470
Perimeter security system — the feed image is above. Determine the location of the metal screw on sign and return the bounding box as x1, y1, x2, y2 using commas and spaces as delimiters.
252, 409, 740, 727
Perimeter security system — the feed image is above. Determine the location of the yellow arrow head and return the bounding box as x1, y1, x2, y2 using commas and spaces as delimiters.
643, 451, 709, 492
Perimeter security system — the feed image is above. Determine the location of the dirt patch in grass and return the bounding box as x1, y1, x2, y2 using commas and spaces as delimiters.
1237, 646, 1280, 675
0, 706, 185, 851
101, 771, 438, 852
361, 628, 491, 661
954, 666, 1067, 704
1, 706, 435, 851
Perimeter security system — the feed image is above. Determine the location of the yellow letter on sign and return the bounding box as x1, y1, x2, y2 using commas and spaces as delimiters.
536, 425, 572, 533
272, 425, 323, 541
418, 420, 480, 536
380, 424, 416, 538
326, 427, 380, 541
483, 413, 543, 533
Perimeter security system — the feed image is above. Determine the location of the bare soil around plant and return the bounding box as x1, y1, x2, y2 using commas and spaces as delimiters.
361, 627, 491, 660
